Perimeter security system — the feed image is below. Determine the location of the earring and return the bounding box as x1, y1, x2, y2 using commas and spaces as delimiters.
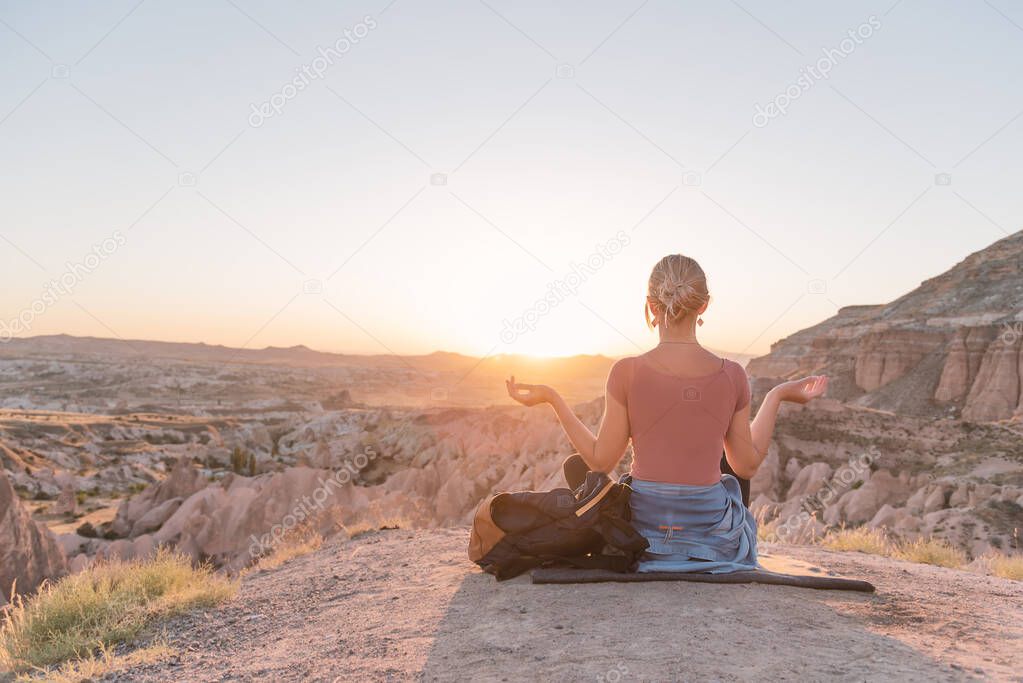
697, 317, 704, 327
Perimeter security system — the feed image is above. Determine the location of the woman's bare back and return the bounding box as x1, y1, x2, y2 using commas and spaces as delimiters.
640, 344, 725, 379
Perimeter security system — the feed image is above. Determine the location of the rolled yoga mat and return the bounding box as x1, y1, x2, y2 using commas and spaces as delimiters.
530, 555, 875, 592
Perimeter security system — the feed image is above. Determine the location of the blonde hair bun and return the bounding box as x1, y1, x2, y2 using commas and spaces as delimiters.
646, 254, 709, 328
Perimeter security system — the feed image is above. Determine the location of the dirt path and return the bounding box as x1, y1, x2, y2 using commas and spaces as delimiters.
119, 528, 1023, 682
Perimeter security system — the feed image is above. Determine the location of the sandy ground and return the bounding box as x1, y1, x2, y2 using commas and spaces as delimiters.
118, 528, 1023, 682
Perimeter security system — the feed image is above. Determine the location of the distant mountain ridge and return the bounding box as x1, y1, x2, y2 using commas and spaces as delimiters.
4, 334, 752, 375
2, 334, 598, 370
748, 230, 1023, 421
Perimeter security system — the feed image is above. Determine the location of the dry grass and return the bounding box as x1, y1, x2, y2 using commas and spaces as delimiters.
820, 527, 893, 556
986, 553, 1023, 581
756, 520, 779, 543
343, 516, 408, 540
753, 507, 778, 543
894, 537, 967, 569
0, 549, 235, 673
247, 529, 323, 574
818, 527, 970, 570
16, 642, 174, 683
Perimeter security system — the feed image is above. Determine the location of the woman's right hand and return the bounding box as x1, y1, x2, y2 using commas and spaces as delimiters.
506, 376, 554, 407
772, 375, 828, 404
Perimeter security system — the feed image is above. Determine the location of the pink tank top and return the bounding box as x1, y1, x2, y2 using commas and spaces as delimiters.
606, 354, 751, 486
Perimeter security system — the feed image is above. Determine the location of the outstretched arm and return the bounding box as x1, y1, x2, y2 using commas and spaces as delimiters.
506, 377, 595, 458
548, 391, 599, 461
505, 377, 629, 471
724, 376, 828, 479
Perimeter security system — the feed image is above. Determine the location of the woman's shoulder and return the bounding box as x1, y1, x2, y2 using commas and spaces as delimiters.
721, 358, 752, 408
721, 357, 747, 373
606, 356, 637, 402
609, 355, 639, 378
720, 357, 750, 380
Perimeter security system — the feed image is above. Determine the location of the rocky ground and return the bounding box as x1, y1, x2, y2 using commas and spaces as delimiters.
113, 528, 1023, 682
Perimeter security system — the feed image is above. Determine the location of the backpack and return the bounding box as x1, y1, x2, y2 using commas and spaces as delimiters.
468, 470, 649, 580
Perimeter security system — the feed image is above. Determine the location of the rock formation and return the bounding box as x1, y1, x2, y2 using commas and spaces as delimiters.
748, 230, 1023, 421
748, 401, 1023, 556
4, 233, 1022, 586
58, 396, 1021, 572
0, 470, 67, 601
109, 456, 207, 537
53, 484, 77, 516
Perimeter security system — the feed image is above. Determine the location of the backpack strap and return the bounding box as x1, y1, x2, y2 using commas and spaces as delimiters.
574, 480, 616, 517
597, 514, 649, 554
537, 554, 634, 573
483, 556, 545, 581
486, 553, 635, 580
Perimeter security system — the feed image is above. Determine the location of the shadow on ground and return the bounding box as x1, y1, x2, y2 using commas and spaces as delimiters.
420, 568, 965, 682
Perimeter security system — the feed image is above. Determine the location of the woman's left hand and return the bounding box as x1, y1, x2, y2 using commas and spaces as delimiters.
773, 375, 828, 404
506, 376, 554, 407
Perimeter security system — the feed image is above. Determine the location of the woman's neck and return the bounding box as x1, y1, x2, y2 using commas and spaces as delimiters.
658, 317, 699, 344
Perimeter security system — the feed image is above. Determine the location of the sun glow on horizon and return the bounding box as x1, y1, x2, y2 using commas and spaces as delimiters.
489, 335, 620, 360
1, 4, 1018, 364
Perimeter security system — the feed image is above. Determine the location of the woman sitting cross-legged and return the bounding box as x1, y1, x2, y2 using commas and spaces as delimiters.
506, 253, 827, 573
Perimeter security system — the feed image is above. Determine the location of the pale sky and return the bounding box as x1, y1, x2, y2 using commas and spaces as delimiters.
1, 0, 1021, 358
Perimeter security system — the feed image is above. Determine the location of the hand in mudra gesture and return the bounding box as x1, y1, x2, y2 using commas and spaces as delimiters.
505, 376, 554, 407
774, 375, 828, 404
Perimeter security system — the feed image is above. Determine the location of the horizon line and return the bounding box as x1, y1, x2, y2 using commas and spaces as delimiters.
6, 332, 757, 362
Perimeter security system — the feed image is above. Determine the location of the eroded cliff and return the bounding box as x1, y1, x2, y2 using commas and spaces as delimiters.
748, 231, 1023, 421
